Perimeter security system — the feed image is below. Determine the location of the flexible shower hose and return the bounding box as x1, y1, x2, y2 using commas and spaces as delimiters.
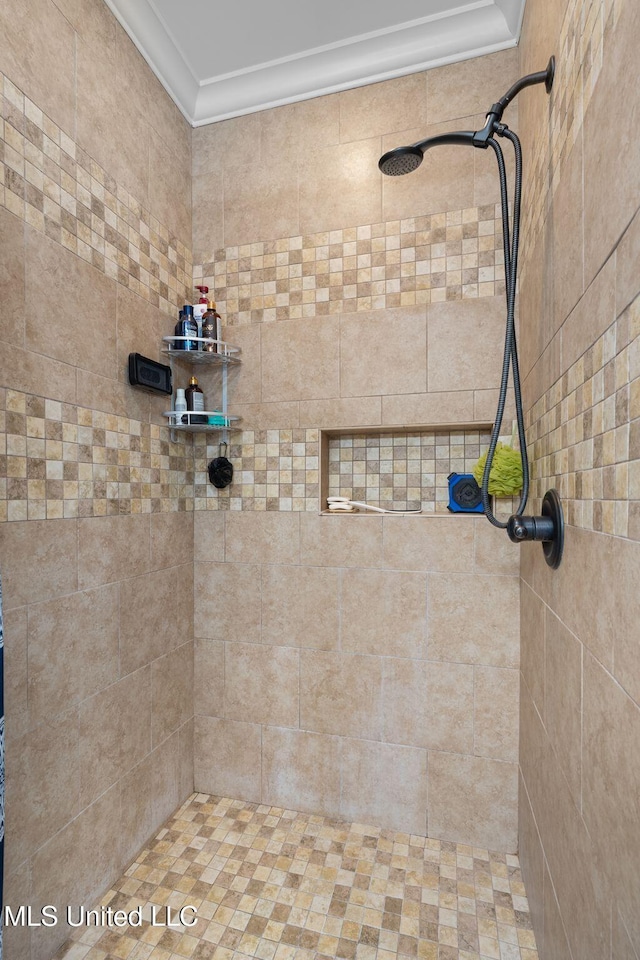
481, 127, 530, 527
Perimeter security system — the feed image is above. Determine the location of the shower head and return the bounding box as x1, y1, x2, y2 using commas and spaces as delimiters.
378, 145, 423, 176
379, 57, 556, 176
379, 131, 476, 176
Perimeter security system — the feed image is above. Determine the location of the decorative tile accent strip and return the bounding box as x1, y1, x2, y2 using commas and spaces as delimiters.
524, 0, 622, 247
192, 429, 508, 513
0, 73, 193, 316
0, 389, 194, 521
57, 793, 540, 960
193, 207, 506, 326
194, 430, 320, 512
526, 294, 640, 539
328, 430, 491, 512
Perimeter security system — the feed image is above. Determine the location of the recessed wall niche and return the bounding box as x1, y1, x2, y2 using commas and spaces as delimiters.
320, 425, 493, 513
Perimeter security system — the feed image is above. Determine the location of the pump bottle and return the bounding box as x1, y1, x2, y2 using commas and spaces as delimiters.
185, 375, 207, 424
202, 300, 222, 352
193, 286, 209, 348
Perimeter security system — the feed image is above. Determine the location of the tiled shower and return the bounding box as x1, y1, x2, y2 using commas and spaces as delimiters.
1, 0, 639, 959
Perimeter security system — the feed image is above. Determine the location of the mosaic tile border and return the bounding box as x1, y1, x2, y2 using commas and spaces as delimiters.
0, 73, 193, 317
0, 389, 193, 521
193, 207, 506, 326
526, 294, 640, 539
192, 429, 508, 514
194, 430, 321, 513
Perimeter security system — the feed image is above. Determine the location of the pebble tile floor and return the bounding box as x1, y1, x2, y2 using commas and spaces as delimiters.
57, 794, 538, 960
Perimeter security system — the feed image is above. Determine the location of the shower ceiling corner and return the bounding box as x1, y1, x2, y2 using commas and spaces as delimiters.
101, 0, 528, 125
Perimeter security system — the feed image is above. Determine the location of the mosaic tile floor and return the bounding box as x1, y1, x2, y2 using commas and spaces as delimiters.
58, 794, 538, 960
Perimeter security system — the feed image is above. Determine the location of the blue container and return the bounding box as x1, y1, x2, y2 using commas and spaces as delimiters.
174, 305, 197, 350
447, 473, 484, 513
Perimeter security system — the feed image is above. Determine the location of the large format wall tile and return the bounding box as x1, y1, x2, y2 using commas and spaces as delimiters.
261, 727, 341, 817
78, 666, 151, 806
224, 642, 299, 728
299, 139, 382, 235
261, 317, 340, 403
194, 716, 262, 801
299, 514, 383, 568
340, 308, 428, 398
223, 157, 299, 248
194, 639, 224, 717
195, 562, 261, 643
382, 515, 475, 572
3, 607, 28, 745
339, 72, 427, 143
427, 573, 520, 667
341, 568, 427, 658
428, 751, 518, 850
78, 514, 151, 588
0, 0, 75, 135
0, 206, 25, 346
224, 511, 301, 565
31, 787, 124, 960
340, 739, 427, 835
583, 0, 640, 287
7, 710, 80, 874
543, 610, 582, 805
473, 665, 520, 762
427, 297, 505, 392
261, 564, 340, 650
381, 121, 475, 222
27, 584, 119, 724
151, 640, 194, 745
427, 49, 519, 125
25, 225, 117, 378
119, 564, 192, 675
0, 519, 77, 608
300, 650, 383, 740
583, 652, 640, 948
149, 129, 192, 251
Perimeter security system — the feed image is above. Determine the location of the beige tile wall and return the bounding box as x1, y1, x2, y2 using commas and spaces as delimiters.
517, 0, 640, 957
2, 12, 528, 957
2, 512, 194, 960
0, 1, 195, 958
190, 47, 524, 851
193, 298, 513, 510
194, 511, 520, 850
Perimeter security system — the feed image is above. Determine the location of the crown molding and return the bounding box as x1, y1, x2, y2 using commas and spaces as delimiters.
103, 0, 199, 122
103, 0, 523, 127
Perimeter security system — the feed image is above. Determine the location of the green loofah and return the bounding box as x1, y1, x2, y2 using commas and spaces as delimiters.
473, 443, 523, 496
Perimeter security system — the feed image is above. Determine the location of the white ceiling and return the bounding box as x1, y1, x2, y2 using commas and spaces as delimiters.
104, 0, 526, 126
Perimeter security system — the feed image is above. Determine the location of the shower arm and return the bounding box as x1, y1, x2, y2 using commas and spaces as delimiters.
472, 56, 556, 148
407, 58, 556, 156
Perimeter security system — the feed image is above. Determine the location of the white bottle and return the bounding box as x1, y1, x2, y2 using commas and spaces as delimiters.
193, 286, 209, 350
174, 387, 187, 425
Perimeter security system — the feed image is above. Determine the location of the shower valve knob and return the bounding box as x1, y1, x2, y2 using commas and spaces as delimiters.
507, 514, 555, 542
506, 489, 564, 569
